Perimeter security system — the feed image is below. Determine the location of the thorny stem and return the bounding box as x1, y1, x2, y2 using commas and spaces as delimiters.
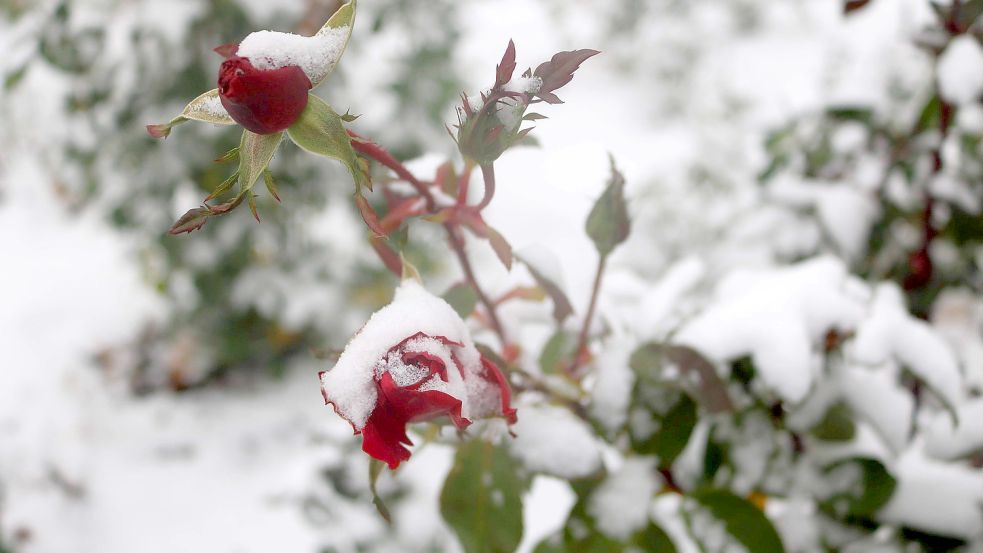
477, 163, 496, 211
349, 132, 509, 347
445, 223, 509, 347
570, 253, 607, 376
348, 130, 437, 212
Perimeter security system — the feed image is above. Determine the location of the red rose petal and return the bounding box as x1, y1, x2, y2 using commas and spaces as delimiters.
361, 372, 471, 469
217, 55, 312, 134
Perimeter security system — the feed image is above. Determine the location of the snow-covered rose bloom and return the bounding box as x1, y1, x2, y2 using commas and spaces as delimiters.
320, 280, 517, 469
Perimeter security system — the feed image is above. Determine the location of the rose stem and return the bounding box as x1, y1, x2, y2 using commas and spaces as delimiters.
349, 133, 509, 347
569, 253, 607, 377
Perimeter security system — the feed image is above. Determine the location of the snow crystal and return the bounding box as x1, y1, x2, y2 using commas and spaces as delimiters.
509, 404, 602, 479
186, 93, 228, 118
924, 399, 983, 461
320, 280, 481, 430
237, 25, 349, 84
938, 35, 983, 106
676, 256, 865, 403
587, 457, 660, 540
505, 75, 543, 94
851, 284, 963, 409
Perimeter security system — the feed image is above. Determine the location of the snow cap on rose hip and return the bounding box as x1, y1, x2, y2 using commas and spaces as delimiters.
319, 279, 517, 469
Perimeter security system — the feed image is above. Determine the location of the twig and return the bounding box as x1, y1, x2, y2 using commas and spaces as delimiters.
570, 254, 607, 376
445, 223, 509, 346
348, 130, 436, 212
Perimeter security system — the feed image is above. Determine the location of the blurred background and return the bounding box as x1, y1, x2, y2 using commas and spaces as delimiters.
1, 0, 981, 551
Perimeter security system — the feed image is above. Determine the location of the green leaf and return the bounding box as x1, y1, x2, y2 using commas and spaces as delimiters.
821, 458, 897, 518
516, 253, 574, 324
237, 130, 283, 195
630, 392, 697, 468
287, 94, 366, 189
443, 283, 479, 319
539, 330, 575, 374
312, 0, 357, 88
630, 342, 732, 414
440, 440, 525, 553
690, 489, 785, 553
585, 155, 630, 257
146, 89, 236, 138
810, 402, 856, 442
368, 458, 392, 524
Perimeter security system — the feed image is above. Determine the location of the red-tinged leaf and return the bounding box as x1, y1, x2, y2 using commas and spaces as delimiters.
435, 161, 458, 198
495, 40, 517, 89
168, 206, 211, 235
264, 170, 281, 202
485, 124, 505, 145
380, 197, 426, 234
209, 193, 245, 214
205, 171, 239, 202
214, 147, 239, 163
516, 253, 574, 323
213, 42, 238, 58
533, 49, 600, 96
538, 91, 563, 105
369, 235, 403, 276
844, 0, 873, 14
487, 226, 513, 270
355, 193, 387, 236
145, 123, 173, 139
523, 113, 547, 121
247, 193, 260, 222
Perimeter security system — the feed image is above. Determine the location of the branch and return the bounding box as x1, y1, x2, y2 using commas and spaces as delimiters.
445, 223, 509, 347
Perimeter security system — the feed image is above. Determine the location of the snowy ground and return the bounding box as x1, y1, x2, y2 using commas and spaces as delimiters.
2, 0, 981, 552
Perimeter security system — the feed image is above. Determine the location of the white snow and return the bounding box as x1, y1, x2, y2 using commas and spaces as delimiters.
879, 447, 983, 539
509, 404, 602, 479
237, 25, 350, 84
319, 279, 484, 430
851, 284, 964, 410
589, 338, 635, 433
924, 399, 983, 461
768, 177, 880, 262
675, 256, 865, 403
505, 75, 543, 94
587, 457, 660, 540
938, 35, 983, 106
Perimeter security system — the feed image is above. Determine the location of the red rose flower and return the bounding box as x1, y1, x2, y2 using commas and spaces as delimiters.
320, 281, 517, 469
217, 50, 312, 135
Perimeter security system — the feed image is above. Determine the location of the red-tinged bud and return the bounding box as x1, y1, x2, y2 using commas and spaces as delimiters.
217, 55, 312, 135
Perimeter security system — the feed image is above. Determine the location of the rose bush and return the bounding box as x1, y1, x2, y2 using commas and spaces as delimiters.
319, 280, 516, 469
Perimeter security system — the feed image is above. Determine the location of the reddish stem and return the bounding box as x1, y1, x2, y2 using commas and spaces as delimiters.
348, 130, 436, 212
569, 254, 607, 376
477, 163, 496, 210
349, 131, 509, 346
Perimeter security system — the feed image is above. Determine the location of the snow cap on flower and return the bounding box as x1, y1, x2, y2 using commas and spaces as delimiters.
320, 280, 516, 469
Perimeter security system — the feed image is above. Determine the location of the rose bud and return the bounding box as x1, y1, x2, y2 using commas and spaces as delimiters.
217, 53, 312, 135
320, 280, 517, 469
215, 26, 352, 135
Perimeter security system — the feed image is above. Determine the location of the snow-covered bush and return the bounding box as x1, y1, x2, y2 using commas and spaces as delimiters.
1, 0, 982, 552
